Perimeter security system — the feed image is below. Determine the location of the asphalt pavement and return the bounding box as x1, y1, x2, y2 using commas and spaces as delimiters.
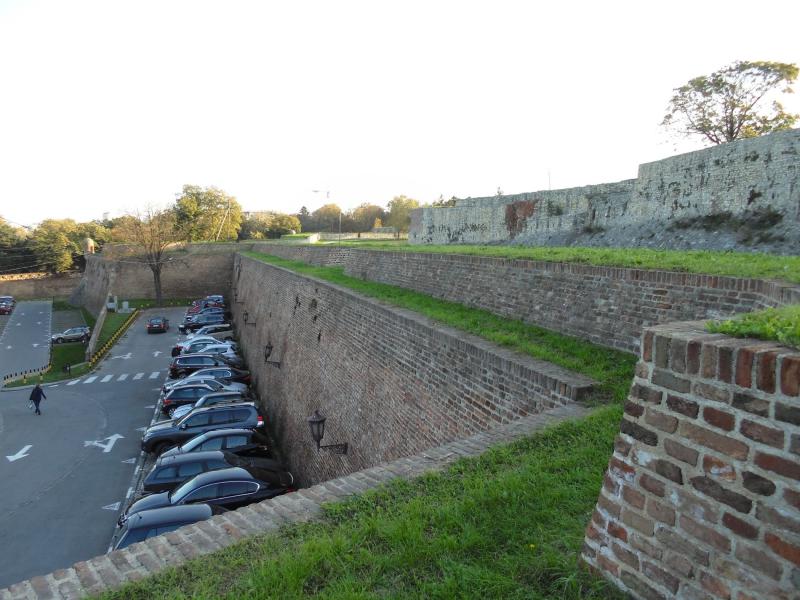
0, 301, 52, 379
0, 307, 186, 588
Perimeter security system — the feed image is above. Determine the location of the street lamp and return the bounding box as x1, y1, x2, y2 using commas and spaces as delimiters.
307, 410, 348, 454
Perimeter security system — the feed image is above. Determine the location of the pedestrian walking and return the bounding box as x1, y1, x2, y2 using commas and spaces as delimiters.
30, 383, 46, 415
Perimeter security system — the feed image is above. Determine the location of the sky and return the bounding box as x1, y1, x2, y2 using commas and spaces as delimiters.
1, 0, 799, 227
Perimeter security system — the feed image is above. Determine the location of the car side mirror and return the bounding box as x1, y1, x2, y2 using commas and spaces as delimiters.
179, 423, 187, 430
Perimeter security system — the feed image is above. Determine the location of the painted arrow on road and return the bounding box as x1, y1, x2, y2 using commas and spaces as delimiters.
121, 458, 137, 464
84, 434, 124, 453
32, 343, 39, 348
112, 352, 133, 360
153, 350, 162, 357
6, 445, 32, 462
102, 502, 121, 511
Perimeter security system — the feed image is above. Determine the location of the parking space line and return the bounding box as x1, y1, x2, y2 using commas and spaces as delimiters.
117, 374, 128, 382
133, 372, 144, 380
83, 376, 98, 384
66, 379, 80, 386
149, 371, 160, 379
101, 375, 113, 383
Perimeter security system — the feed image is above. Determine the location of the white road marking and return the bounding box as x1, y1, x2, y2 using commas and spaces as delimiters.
84, 434, 124, 453
136, 426, 147, 432
101, 375, 113, 383
153, 350, 162, 357
149, 371, 160, 379
67, 379, 80, 386
117, 374, 128, 381
6, 445, 32, 462
133, 372, 144, 380
112, 352, 132, 360
144, 405, 155, 409
102, 502, 121, 511
83, 376, 98, 384
32, 343, 39, 348
5, 346, 10, 349
121, 458, 136, 464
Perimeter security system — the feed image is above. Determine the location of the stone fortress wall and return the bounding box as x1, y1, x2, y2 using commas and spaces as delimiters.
231, 254, 594, 487
410, 128, 800, 252
251, 244, 800, 355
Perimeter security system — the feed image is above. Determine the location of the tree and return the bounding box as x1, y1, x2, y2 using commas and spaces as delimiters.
30, 219, 80, 273
662, 61, 799, 145
385, 195, 420, 232
174, 185, 243, 241
115, 207, 182, 307
311, 204, 343, 232
268, 214, 301, 237
351, 204, 386, 232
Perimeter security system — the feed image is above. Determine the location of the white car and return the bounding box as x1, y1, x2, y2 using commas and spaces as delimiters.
180, 340, 238, 356
187, 323, 234, 341
170, 392, 254, 420
161, 376, 248, 398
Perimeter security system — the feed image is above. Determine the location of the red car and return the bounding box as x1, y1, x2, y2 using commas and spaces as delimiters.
146, 317, 170, 333
0, 304, 12, 315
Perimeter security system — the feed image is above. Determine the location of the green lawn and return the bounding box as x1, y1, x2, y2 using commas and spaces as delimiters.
97, 311, 132, 349
329, 242, 800, 284
243, 252, 636, 403
100, 405, 625, 600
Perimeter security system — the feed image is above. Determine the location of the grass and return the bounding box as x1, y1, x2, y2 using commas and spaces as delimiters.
97, 311, 133, 349
125, 298, 194, 309
708, 304, 800, 349
323, 242, 800, 284
243, 252, 636, 403
280, 233, 314, 239
99, 404, 626, 600
4, 343, 91, 387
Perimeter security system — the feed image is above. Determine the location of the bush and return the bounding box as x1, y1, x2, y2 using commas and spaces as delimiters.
707, 304, 800, 349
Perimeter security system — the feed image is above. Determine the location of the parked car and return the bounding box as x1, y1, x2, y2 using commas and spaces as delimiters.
121, 467, 293, 519
180, 339, 238, 356
0, 295, 15, 307
141, 404, 264, 455
170, 391, 253, 421
187, 323, 234, 341
146, 317, 170, 333
114, 504, 224, 550
51, 326, 91, 343
171, 335, 221, 357
168, 354, 244, 379
183, 307, 225, 322
142, 450, 291, 493
161, 375, 248, 396
178, 314, 227, 334
0, 303, 12, 315
161, 382, 245, 417
162, 367, 251, 389
160, 428, 270, 458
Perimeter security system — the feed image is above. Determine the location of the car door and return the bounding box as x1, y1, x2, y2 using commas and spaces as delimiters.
148, 465, 179, 492
221, 434, 251, 452
182, 412, 212, 436
215, 481, 259, 509
180, 484, 221, 505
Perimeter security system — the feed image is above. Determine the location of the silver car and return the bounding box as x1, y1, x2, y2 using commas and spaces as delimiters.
51, 326, 91, 344
170, 393, 254, 420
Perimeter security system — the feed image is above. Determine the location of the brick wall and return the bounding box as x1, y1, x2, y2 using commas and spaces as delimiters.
247, 245, 800, 354
232, 254, 594, 487
0, 272, 82, 300
582, 321, 800, 599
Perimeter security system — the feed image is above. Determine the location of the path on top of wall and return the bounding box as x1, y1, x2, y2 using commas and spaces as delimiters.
0, 402, 591, 599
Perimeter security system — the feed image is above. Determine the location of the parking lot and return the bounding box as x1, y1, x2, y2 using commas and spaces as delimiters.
0, 300, 53, 379
0, 307, 185, 587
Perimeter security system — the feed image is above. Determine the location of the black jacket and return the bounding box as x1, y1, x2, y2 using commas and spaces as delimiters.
29, 387, 46, 402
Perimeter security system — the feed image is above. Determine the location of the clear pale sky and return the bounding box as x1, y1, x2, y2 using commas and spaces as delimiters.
1, 0, 798, 227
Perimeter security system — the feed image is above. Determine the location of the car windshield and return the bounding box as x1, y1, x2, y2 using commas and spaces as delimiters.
169, 478, 196, 502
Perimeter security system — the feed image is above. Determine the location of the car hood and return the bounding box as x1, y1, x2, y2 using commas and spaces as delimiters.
126, 492, 171, 517
144, 421, 178, 438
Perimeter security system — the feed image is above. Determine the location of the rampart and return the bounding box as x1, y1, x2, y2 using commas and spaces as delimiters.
232, 253, 594, 486
583, 321, 800, 599
0, 272, 82, 300
410, 129, 800, 251
249, 245, 800, 354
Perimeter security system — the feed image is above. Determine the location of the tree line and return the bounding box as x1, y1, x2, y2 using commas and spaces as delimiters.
0, 185, 421, 275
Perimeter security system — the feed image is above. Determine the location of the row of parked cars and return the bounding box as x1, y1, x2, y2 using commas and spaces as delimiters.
113, 295, 294, 551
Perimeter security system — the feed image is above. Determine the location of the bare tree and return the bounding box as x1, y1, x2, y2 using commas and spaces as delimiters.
116, 207, 181, 307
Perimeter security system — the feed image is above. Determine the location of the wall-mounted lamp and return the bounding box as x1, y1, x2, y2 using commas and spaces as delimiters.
307, 411, 348, 454
264, 342, 281, 368
242, 310, 256, 327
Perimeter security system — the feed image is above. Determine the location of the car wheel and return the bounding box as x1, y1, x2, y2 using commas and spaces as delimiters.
153, 442, 174, 456
55, 337, 63, 344
167, 407, 177, 418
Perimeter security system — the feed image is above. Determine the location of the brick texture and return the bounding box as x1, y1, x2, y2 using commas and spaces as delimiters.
583, 321, 800, 598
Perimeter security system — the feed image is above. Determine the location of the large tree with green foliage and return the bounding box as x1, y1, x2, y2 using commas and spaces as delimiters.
29, 219, 81, 273
351, 204, 386, 232
662, 60, 799, 145
174, 185, 243, 241
385, 195, 420, 232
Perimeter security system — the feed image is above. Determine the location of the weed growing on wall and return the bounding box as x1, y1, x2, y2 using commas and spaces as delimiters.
708, 304, 800, 349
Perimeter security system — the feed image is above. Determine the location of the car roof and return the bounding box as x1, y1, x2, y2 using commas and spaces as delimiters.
184, 467, 253, 487
123, 504, 212, 529
155, 450, 226, 466
178, 403, 254, 420
191, 427, 254, 440
148, 316, 167, 322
